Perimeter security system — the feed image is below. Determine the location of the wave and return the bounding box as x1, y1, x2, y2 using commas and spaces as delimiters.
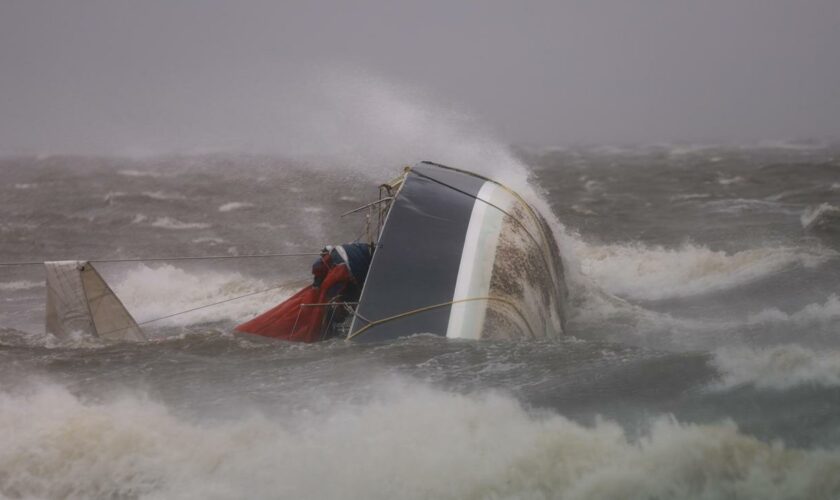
716, 175, 744, 186
713, 345, 840, 390
142, 190, 186, 200
574, 241, 833, 301
702, 198, 795, 215
802, 203, 840, 231
746, 294, 840, 327
149, 217, 211, 230
569, 287, 840, 352
103, 190, 127, 202
668, 193, 710, 202
112, 264, 301, 329
218, 202, 254, 212
1, 381, 838, 499
105, 190, 187, 203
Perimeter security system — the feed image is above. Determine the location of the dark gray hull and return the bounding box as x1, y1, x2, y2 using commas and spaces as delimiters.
349, 162, 566, 342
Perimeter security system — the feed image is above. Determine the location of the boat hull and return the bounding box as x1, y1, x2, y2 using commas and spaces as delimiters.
348, 162, 566, 342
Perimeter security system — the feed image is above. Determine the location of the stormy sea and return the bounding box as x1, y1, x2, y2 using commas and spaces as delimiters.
1, 143, 839, 499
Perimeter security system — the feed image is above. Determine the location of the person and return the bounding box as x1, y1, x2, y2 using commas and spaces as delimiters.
311, 243, 374, 337
235, 242, 373, 342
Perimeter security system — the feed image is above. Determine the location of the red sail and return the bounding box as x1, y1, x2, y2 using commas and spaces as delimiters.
235, 264, 353, 342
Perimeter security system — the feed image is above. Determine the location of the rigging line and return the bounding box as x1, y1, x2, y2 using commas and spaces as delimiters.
409, 168, 546, 255
346, 296, 536, 340
96, 278, 307, 338
419, 161, 559, 262
0, 252, 321, 267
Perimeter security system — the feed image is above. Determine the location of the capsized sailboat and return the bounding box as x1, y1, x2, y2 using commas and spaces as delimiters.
236, 161, 568, 342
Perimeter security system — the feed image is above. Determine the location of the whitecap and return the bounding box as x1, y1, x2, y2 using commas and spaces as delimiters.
801, 203, 840, 230
150, 217, 211, 230
1, 381, 838, 499
142, 191, 186, 200
575, 241, 834, 301
747, 294, 840, 327
103, 191, 127, 202
218, 202, 255, 212
716, 175, 743, 185
713, 344, 840, 390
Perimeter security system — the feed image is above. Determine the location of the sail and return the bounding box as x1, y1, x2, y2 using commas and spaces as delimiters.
45, 261, 145, 342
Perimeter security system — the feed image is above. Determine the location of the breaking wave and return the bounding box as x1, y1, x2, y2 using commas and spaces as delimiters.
1, 381, 838, 500
149, 217, 211, 230
802, 203, 840, 231
713, 345, 840, 390
218, 202, 254, 212
746, 294, 840, 327
574, 241, 833, 301
141, 191, 187, 201
112, 264, 301, 329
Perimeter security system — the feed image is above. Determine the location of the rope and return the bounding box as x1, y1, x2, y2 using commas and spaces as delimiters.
347, 296, 536, 340
0, 252, 320, 267
96, 278, 308, 338
411, 167, 550, 261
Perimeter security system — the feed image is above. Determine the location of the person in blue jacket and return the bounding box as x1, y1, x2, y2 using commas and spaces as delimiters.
310, 242, 374, 338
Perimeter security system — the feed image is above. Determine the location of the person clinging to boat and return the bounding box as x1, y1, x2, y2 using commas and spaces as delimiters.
235, 242, 373, 341
311, 243, 374, 312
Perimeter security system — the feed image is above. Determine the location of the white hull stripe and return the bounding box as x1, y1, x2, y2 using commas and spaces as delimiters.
446, 182, 510, 339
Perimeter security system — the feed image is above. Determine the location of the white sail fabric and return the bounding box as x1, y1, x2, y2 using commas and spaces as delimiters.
45, 261, 145, 342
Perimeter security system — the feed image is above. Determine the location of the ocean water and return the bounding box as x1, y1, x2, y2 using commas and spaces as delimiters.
1, 144, 840, 499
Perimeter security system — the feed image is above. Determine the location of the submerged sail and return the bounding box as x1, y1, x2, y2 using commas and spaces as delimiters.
45, 261, 145, 342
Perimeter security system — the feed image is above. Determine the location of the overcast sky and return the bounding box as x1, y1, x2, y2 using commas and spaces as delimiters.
1, 0, 838, 154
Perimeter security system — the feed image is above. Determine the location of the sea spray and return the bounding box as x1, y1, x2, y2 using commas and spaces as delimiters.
112, 264, 303, 329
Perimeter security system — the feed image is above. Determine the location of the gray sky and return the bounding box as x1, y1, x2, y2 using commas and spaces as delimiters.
1, 0, 839, 154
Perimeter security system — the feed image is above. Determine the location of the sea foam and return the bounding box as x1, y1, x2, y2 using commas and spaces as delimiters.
218, 202, 254, 212
746, 294, 840, 327
713, 345, 840, 390
574, 241, 833, 301
802, 203, 840, 230
149, 217, 211, 230
1, 381, 838, 500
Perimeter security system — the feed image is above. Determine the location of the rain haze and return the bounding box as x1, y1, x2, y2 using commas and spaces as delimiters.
3, 3, 840, 499
1, 0, 839, 154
